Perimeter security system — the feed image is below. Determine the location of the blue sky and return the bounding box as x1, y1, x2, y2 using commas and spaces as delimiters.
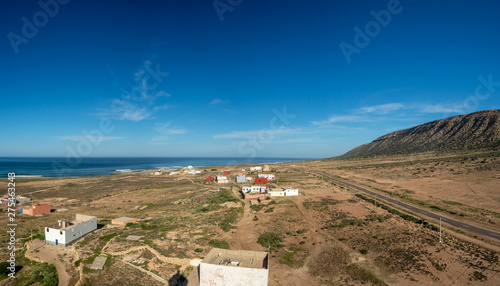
1, 0, 499, 158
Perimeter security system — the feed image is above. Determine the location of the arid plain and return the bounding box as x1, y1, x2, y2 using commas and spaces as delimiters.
1, 151, 499, 285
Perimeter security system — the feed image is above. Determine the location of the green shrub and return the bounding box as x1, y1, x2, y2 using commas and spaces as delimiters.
346, 264, 386, 285
99, 232, 119, 242
209, 239, 229, 249
194, 248, 203, 253
279, 252, 304, 268
257, 233, 283, 249
25, 262, 58, 286
250, 205, 265, 212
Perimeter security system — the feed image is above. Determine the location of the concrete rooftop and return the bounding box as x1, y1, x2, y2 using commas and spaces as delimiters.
202, 248, 268, 269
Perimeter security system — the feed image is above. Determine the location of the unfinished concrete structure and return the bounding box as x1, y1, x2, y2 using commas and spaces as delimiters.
111, 217, 138, 226
199, 248, 269, 286
45, 214, 97, 247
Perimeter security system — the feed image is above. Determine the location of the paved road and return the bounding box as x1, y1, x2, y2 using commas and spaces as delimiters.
309, 171, 500, 241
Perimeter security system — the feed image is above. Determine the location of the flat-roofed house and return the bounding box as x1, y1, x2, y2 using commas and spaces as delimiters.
258, 174, 275, 180
21, 204, 51, 216
283, 187, 299, 196
241, 186, 267, 199
268, 188, 285, 197
268, 187, 298, 197
255, 178, 267, 184
236, 175, 246, 183
45, 214, 97, 247
216, 176, 229, 183
199, 248, 269, 286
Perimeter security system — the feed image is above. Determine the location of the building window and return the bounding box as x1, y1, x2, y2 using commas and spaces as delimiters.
60, 231, 62, 235
46, 228, 49, 232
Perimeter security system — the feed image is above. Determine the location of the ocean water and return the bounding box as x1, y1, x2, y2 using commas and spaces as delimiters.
0, 157, 309, 178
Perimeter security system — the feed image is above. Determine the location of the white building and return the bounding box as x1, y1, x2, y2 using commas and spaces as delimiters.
199, 248, 269, 286
268, 188, 285, 197
236, 175, 246, 183
283, 187, 298, 196
246, 177, 253, 182
241, 186, 267, 194
258, 174, 275, 180
251, 186, 262, 193
250, 166, 262, 171
154, 170, 162, 175
268, 187, 298, 197
45, 214, 97, 247
169, 171, 179, 176
216, 176, 229, 183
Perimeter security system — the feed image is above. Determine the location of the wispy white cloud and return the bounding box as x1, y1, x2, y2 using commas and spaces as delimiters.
310, 115, 366, 128
55, 136, 124, 142
416, 103, 464, 114
360, 103, 404, 114
154, 122, 188, 135
312, 101, 468, 129
151, 135, 170, 142
213, 127, 299, 139
153, 104, 175, 111
98, 100, 151, 121
149, 122, 187, 144
99, 60, 170, 121
210, 98, 228, 105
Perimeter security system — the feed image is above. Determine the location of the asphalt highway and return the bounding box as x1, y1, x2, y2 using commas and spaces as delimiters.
310, 171, 500, 241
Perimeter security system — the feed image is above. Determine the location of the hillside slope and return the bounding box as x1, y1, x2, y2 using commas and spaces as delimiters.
340, 109, 500, 158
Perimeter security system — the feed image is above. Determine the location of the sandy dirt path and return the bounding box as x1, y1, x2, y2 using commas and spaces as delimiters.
118, 259, 169, 284
104, 245, 192, 268
233, 196, 265, 250
25, 239, 72, 286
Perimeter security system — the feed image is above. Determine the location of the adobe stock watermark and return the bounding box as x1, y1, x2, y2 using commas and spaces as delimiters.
339, 0, 406, 64
7, 0, 70, 54
213, 0, 243, 22
237, 107, 295, 161
443, 74, 499, 118
51, 62, 169, 176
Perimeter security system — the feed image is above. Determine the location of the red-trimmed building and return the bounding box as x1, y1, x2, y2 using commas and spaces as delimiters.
223, 170, 231, 176
206, 176, 215, 182
255, 178, 267, 184
21, 204, 51, 216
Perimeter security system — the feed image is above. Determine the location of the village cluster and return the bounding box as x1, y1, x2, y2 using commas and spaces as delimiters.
204, 164, 299, 199
3, 164, 301, 285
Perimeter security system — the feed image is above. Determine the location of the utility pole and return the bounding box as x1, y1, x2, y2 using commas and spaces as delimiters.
439, 217, 442, 244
